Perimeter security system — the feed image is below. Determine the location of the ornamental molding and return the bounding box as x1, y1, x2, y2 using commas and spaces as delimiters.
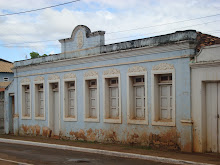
77, 31, 84, 49
21, 78, 30, 83
128, 66, 146, 73
48, 74, 60, 80
152, 63, 174, 70
64, 73, 76, 79
34, 76, 44, 82
103, 68, 120, 75
84, 70, 98, 77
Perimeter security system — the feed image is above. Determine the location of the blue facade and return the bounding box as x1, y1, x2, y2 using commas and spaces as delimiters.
5, 25, 196, 152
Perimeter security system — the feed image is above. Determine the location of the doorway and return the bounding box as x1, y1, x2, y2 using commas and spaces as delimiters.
9, 95, 14, 134
206, 82, 220, 153
49, 82, 59, 136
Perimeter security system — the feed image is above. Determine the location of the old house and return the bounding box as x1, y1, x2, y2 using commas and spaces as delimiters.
4, 25, 220, 152
0, 58, 13, 133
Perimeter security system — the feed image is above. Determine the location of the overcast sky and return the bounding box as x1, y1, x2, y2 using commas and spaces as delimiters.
0, 0, 219, 62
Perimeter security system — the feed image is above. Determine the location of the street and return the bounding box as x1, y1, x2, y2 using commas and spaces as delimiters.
0, 142, 174, 165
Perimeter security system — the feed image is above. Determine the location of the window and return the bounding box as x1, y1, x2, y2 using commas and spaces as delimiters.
34, 83, 45, 119
84, 79, 99, 122
3, 77, 9, 82
158, 74, 172, 120
21, 84, 31, 118
127, 72, 148, 125
103, 76, 121, 123
151, 67, 175, 126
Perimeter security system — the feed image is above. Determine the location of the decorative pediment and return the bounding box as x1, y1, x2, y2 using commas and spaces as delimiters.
20, 78, 30, 83
34, 76, 44, 82
103, 68, 120, 75
152, 63, 174, 70
48, 74, 60, 80
64, 73, 76, 79
84, 70, 98, 77
128, 66, 146, 73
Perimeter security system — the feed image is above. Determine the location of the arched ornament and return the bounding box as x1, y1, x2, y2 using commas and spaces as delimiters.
20, 78, 30, 83
103, 68, 120, 75
34, 76, 44, 82
64, 73, 76, 79
152, 63, 174, 70
128, 66, 146, 73
84, 70, 98, 77
77, 31, 84, 49
48, 74, 60, 80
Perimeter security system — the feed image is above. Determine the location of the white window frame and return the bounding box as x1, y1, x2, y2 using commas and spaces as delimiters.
151, 68, 175, 126
3, 77, 9, 82
48, 79, 60, 132
103, 73, 121, 123
127, 71, 148, 125
34, 82, 45, 120
84, 75, 99, 122
63, 78, 77, 121
21, 82, 31, 120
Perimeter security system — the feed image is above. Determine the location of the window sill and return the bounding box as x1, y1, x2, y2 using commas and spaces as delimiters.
21, 116, 31, 120
127, 118, 148, 125
64, 117, 77, 122
35, 116, 45, 120
152, 120, 175, 127
84, 117, 99, 122
104, 118, 121, 124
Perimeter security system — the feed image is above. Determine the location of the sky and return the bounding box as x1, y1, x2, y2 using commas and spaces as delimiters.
0, 0, 219, 62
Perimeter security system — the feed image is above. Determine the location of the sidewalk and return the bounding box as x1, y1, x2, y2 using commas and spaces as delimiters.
0, 134, 219, 165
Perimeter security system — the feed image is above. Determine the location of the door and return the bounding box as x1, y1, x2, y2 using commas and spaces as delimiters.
9, 95, 14, 134
134, 86, 145, 119
52, 91, 59, 136
206, 83, 220, 153
0, 92, 4, 134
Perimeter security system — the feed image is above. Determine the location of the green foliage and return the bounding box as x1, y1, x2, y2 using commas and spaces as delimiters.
30, 52, 40, 59
30, 52, 48, 59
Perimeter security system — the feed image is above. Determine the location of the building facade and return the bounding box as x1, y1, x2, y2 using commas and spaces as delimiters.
0, 59, 13, 134
5, 25, 217, 152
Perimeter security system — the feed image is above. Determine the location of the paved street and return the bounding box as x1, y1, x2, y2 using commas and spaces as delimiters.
0, 142, 174, 165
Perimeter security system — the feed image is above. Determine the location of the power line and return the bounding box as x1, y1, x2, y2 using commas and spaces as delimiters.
0, 12, 219, 45
1, 20, 220, 48
0, 0, 80, 16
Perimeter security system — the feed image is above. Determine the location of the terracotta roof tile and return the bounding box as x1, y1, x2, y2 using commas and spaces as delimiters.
0, 61, 13, 73
196, 32, 220, 52
0, 81, 11, 88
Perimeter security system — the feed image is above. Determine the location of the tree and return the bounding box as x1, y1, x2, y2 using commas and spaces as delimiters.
30, 52, 40, 59
42, 54, 48, 57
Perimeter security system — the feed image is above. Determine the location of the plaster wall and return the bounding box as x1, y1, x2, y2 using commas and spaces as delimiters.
0, 73, 14, 82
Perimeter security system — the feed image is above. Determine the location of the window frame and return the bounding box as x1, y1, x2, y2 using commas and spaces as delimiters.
103, 73, 121, 124
127, 71, 148, 125
151, 69, 175, 126
84, 75, 99, 122
21, 82, 31, 120
34, 81, 45, 120
63, 77, 77, 122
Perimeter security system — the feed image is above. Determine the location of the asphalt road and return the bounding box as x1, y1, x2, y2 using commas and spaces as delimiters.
0, 142, 174, 165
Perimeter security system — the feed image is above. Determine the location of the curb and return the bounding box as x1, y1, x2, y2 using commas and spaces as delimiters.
0, 138, 214, 165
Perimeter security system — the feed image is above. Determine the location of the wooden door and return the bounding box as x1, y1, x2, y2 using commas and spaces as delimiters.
52, 91, 59, 136
206, 82, 220, 153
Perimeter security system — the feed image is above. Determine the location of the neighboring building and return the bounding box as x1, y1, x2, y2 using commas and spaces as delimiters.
191, 44, 220, 153
4, 25, 220, 152
0, 58, 13, 133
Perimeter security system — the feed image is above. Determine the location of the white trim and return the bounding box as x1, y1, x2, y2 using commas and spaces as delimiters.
103, 71, 121, 124
127, 71, 148, 125
83, 73, 99, 122
20, 83, 31, 120
48, 79, 61, 135
63, 77, 77, 122
33, 80, 46, 120
151, 67, 176, 127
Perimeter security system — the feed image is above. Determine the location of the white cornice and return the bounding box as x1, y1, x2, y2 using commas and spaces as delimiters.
190, 61, 220, 68
15, 41, 193, 73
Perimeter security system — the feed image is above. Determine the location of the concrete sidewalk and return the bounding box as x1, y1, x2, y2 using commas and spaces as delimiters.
0, 135, 219, 165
